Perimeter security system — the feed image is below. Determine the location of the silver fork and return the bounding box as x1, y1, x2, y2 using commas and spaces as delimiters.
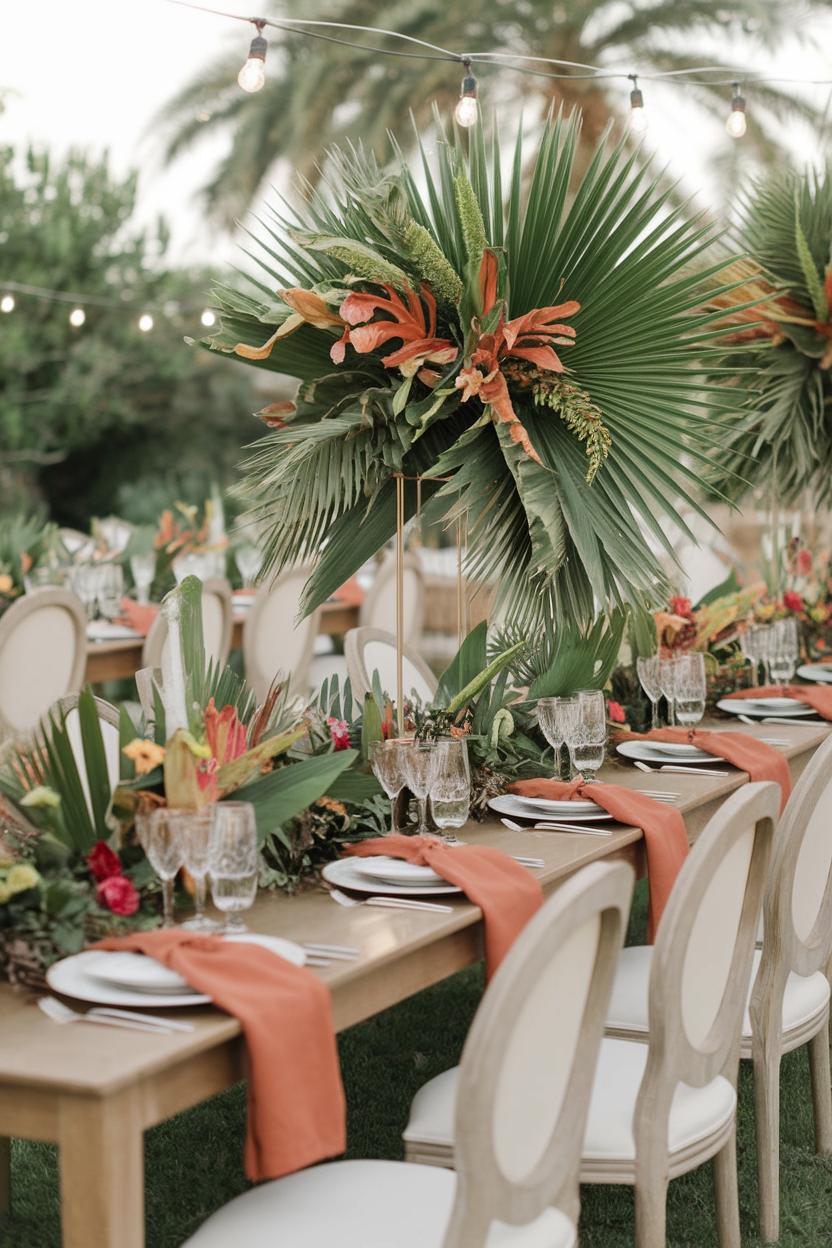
38, 997, 190, 1034
328, 888, 453, 914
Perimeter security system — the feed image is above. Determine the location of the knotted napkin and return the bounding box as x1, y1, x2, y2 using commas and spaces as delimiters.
508, 777, 688, 942
724, 683, 832, 721
94, 929, 346, 1181
344, 835, 542, 978
117, 598, 159, 636
618, 727, 791, 810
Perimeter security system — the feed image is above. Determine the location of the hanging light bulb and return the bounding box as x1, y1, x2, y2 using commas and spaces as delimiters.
200, 308, 217, 328
238, 22, 267, 93
454, 59, 478, 128
726, 82, 747, 138
0, 294, 15, 313
69, 307, 86, 328
138, 313, 154, 333
628, 75, 648, 133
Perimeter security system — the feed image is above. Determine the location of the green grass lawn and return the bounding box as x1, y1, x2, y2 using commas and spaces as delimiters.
3, 882, 832, 1246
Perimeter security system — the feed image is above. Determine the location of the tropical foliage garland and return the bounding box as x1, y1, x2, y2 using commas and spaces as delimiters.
205, 110, 745, 630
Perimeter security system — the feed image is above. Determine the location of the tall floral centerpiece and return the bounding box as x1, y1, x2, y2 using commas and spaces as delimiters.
203, 111, 745, 630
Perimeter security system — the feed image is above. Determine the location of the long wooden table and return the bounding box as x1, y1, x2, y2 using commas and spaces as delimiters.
0, 719, 827, 1246
84, 601, 360, 684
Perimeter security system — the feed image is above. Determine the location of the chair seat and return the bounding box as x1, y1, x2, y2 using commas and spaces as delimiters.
582, 1038, 736, 1166
184, 1159, 575, 1248
605, 946, 830, 1043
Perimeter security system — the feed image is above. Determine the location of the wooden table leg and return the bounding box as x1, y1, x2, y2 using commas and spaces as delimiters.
58, 1089, 143, 1248
0, 1136, 10, 1214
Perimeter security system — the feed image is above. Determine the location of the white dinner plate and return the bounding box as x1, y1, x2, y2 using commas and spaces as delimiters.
86, 621, 143, 641
797, 664, 832, 685
487, 795, 611, 822
49, 935, 306, 1007
617, 741, 714, 766
83, 934, 306, 995
716, 698, 815, 719
322, 858, 461, 897
511, 795, 597, 814
352, 857, 445, 887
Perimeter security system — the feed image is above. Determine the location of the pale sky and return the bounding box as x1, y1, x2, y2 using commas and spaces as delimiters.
1, 0, 831, 276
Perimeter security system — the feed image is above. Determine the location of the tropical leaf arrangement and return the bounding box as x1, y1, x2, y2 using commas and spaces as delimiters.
707, 165, 832, 506
204, 109, 746, 631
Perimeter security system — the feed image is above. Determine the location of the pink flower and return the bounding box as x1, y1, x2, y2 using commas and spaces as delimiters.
86, 841, 122, 882
96, 875, 140, 917
668, 595, 693, 618
796, 548, 813, 576
608, 700, 626, 724
783, 591, 804, 613
327, 717, 351, 750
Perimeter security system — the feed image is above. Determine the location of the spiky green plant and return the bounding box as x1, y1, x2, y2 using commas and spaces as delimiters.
706, 165, 832, 507
204, 111, 748, 630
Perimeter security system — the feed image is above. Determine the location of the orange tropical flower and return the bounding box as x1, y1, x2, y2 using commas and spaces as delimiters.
234, 288, 344, 361
332, 283, 458, 375
204, 699, 248, 766
123, 738, 166, 776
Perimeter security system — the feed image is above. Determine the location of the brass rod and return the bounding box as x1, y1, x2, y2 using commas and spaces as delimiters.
395, 473, 405, 736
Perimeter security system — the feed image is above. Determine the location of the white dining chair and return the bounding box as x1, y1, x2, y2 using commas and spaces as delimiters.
0, 589, 87, 740
184, 859, 633, 1248
402, 782, 779, 1248
50, 694, 121, 823
243, 566, 321, 701
142, 577, 233, 673
360, 550, 425, 647
344, 626, 437, 705
606, 733, 832, 1243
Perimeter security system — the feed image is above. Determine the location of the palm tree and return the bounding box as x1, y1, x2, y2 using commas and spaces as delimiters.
157, 0, 829, 227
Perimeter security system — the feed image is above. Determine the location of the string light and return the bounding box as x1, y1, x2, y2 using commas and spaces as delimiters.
628, 75, 648, 133
200, 308, 217, 327
726, 82, 747, 138
138, 313, 155, 333
69, 307, 86, 328
238, 21, 267, 93
454, 58, 478, 128
0, 294, 14, 313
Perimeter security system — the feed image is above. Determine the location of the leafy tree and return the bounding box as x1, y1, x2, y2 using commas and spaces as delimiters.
0, 145, 257, 525
156, 0, 828, 226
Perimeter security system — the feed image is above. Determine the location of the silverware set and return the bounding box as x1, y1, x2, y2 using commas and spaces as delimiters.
38, 996, 194, 1034
633, 760, 729, 777
328, 887, 454, 915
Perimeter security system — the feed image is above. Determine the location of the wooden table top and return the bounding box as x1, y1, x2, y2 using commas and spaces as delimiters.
0, 717, 827, 1098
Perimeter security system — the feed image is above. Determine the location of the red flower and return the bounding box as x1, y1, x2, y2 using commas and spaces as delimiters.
783, 591, 804, 613
327, 717, 351, 750
87, 840, 122, 882
668, 595, 693, 618
96, 875, 140, 917
608, 700, 626, 724
796, 548, 813, 576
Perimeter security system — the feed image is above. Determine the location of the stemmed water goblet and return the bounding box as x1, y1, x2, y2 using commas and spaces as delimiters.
429, 738, 470, 844
658, 656, 679, 726
136, 808, 183, 928
130, 552, 156, 606
674, 653, 706, 727
168, 807, 219, 931
769, 618, 799, 686
402, 740, 437, 835
234, 543, 263, 590
636, 654, 663, 730
537, 696, 579, 779
208, 802, 258, 933
566, 690, 607, 783
369, 739, 409, 835
97, 563, 124, 620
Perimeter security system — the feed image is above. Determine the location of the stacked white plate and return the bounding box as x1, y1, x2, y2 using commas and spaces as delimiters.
46, 934, 306, 1008
86, 620, 143, 641
616, 740, 715, 766
487, 794, 610, 823
797, 664, 832, 685
321, 857, 461, 896
716, 696, 815, 720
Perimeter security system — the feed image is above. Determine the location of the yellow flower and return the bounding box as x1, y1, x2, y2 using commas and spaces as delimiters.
0, 574, 13, 593
6, 864, 40, 895
20, 785, 61, 809
123, 739, 166, 776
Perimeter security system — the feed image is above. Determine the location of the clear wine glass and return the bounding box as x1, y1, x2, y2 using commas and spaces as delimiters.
537, 696, 579, 779
402, 740, 437, 835
674, 653, 706, 726
168, 807, 219, 931
130, 553, 156, 605
739, 625, 762, 687
657, 656, 680, 726
566, 690, 607, 783
429, 738, 470, 844
136, 808, 182, 928
369, 739, 409, 835
72, 564, 101, 620
234, 543, 263, 589
769, 618, 799, 686
636, 654, 662, 729
208, 802, 258, 933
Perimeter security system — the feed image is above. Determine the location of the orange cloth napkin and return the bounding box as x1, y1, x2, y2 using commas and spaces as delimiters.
94, 929, 346, 1181
117, 597, 159, 636
508, 778, 688, 943
344, 835, 542, 977
618, 727, 791, 811
331, 576, 365, 608
724, 683, 832, 720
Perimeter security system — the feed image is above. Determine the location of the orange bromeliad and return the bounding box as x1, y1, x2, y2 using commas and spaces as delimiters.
332, 283, 458, 380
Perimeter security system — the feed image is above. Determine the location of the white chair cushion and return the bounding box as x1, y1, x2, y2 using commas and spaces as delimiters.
184, 1158, 575, 1248
404, 1066, 458, 1148
583, 1038, 736, 1163
606, 947, 830, 1039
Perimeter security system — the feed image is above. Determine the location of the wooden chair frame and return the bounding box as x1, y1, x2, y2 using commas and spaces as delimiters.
242, 568, 321, 701
443, 860, 633, 1247
748, 733, 832, 1241
359, 550, 425, 645
51, 693, 120, 730
344, 627, 438, 704
0, 589, 87, 739
142, 578, 233, 672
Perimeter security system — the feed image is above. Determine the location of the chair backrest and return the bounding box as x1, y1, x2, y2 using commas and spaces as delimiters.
142, 578, 233, 673
359, 551, 425, 646
51, 694, 121, 822
344, 626, 438, 705
443, 861, 633, 1248
0, 590, 87, 739
638, 782, 778, 1124
243, 567, 321, 701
